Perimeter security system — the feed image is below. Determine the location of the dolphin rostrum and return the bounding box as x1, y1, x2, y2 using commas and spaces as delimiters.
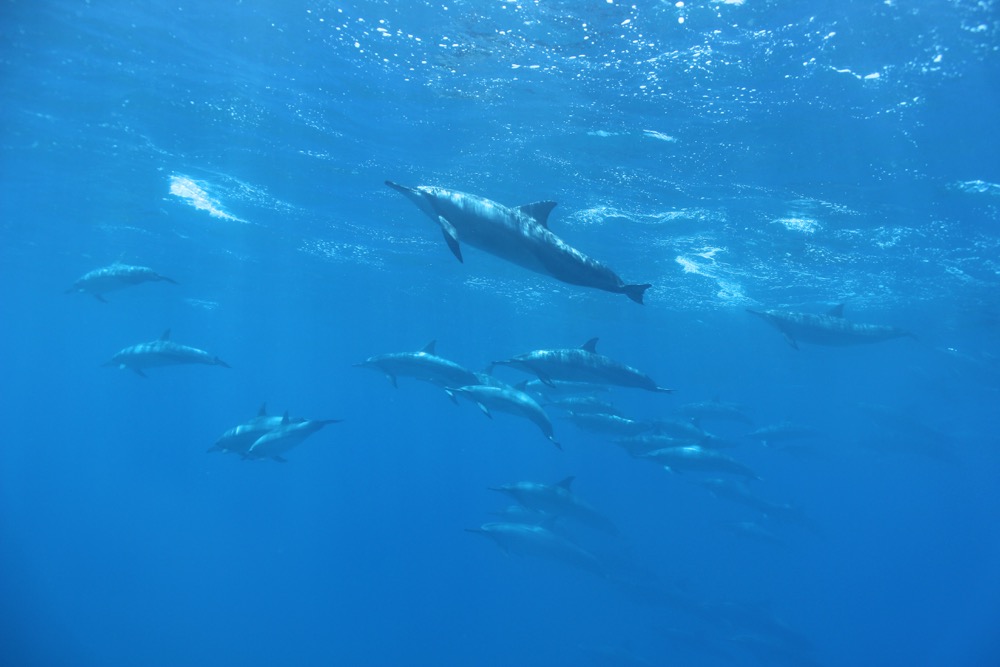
385, 181, 651, 304
67, 263, 177, 302
450, 384, 562, 449
747, 304, 913, 349
103, 329, 230, 377
492, 338, 674, 393
354, 340, 480, 401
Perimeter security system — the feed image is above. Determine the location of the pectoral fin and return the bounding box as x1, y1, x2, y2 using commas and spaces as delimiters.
476, 402, 493, 418
437, 216, 463, 262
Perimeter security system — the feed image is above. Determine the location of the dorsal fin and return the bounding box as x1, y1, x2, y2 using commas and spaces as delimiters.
257, 403, 267, 417
160, 329, 171, 341
581, 338, 599, 353
827, 304, 845, 318
421, 340, 437, 354
557, 475, 575, 490
517, 201, 558, 229
281, 411, 290, 426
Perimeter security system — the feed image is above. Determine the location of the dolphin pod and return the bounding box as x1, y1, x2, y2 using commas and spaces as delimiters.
747, 303, 914, 349
104, 329, 230, 377
385, 181, 651, 304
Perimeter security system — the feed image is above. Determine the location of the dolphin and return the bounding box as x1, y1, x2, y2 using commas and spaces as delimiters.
103, 329, 230, 377
490, 477, 618, 536
67, 263, 177, 302
245, 412, 341, 462
385, 181, 651, 303
492, 338, 674, 393
517, 378, 612, 398
744, 421, 819, 447
747, 304, 913, 349
544, 396, 623, 417
562, 411, 657, 437
640, 446, 760, 480
208, 404, 307, 456
695, 478, 808, 525
449, 384, 561, 449
674, 398, 754, 426
354, 340, 480, 401
466, 522, 607, 577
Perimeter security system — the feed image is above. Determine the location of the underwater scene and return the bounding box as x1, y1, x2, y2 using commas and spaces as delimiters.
2, 1, 999, 665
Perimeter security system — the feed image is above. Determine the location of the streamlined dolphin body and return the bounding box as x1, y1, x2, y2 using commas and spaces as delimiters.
355, 340, 480, 401
209, 404, 307, 456
450, 384, 561, 449
466, 522, 607, 577
492, 338, 673, 393
67, 263, 177, 302
385, 181, 651, 304
641, 446, 760, 480
245, 413, 340, 462
747, 304, 912, 349
104, 329, 229, 377
490, 477, 618, 536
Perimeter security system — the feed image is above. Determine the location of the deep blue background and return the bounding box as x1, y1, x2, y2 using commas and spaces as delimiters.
2, 1, 999, 665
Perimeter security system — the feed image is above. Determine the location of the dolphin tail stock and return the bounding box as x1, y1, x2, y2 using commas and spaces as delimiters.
622, 283, 652, 305
157, 274, 179, 285
214, 357, 232, 368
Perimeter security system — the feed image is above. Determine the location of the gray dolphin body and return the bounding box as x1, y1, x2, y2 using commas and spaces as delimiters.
67, 263, 177, 302
209, 404, 307, 456
450, 384, 561, 449
104, 329, 229, 377
563, 411, 656, 437
747, 304, 912, 349
675, 398, 754, 426
355, 340, 480, 400
490, 477, 618, 536
385, 181, 651, 304
466, 522, 607, 577
641, 446, 760, 480
493, 338, 674, 393
245, 413, 341, 462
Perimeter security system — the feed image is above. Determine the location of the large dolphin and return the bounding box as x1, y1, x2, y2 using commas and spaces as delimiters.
354, 340, 480, 401
466, 522, 607, 577
385, 181, 651, 304
449, 384, 561, 449
208, 404, 307, 456
67, 263, 177, 302
245, 412, 341, 462
490, 477, 618, 536
747, 304, 913, 349
104, 329, 230, 377
492, 338, 674, 393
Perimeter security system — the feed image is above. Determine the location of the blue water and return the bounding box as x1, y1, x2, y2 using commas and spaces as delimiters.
2, 1, 999, 665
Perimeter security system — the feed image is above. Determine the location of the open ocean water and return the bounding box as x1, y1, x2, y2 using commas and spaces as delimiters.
2, 1, 999, 665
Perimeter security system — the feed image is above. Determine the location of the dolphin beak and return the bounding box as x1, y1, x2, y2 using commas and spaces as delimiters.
385, 180, 415, 195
